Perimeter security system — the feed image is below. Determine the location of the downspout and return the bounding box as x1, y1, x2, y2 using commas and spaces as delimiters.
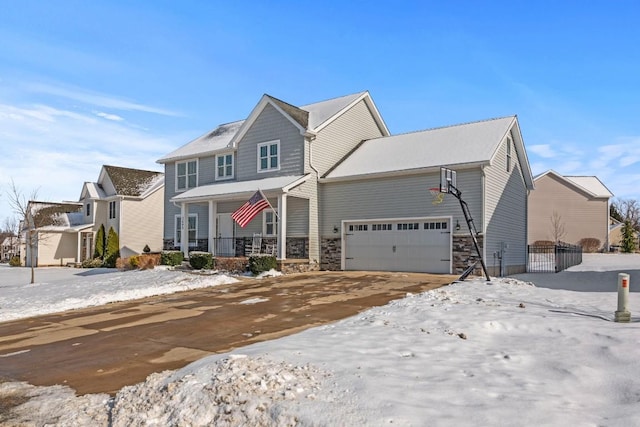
481, 165, 487, 270
306, 131, 319, 264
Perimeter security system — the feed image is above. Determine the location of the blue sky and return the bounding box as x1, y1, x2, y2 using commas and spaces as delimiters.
1, 0, 640, 222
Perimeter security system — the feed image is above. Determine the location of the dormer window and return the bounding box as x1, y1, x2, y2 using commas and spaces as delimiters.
257, 140, 280, 172
216, 153, 234, 180
176, 159, 198, 191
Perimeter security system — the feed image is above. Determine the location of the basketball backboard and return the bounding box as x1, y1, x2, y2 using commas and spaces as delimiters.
439, 167, 456, 193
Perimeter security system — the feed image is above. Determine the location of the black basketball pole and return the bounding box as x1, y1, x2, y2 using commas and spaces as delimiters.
448, 183, 491, 281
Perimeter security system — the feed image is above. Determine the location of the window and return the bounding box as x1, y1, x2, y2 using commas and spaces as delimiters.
506, 137, 512, 172
257, 140, 280, 172
108, 201, 116, 219
175, 214, 197, 247
86, 203, 91, 217
176, 160, 198, 191
216, 153, 234, 180
263, 210, 278, 236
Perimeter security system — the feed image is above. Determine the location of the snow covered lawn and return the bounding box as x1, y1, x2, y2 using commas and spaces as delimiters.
1, 254, 640, 426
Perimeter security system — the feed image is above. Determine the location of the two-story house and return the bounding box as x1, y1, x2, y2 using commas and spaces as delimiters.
78, 165, 165, 259
159, 91, 534, 276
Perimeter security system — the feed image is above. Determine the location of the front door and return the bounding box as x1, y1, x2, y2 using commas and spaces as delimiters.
216, 214, 234, 256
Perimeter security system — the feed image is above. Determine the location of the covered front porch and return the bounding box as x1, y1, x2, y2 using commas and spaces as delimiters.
168, 175, 317, 263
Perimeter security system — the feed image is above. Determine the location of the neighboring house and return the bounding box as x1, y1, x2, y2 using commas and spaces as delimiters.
21, 165, 164, 267
528, 170, 613, 250
21, 201, 86, 267
78, 165, 165, 259
608, 217, 639, 251
158, 91, 534, 276
1, 235, 19, 261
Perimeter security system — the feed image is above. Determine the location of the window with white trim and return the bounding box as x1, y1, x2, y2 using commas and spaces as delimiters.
175, 214, 198, 247
176, 159, 198, 191
263, 209, 278, 236
257, 140, 280, 172
108, 201, 116, 219
216, 153, 234, 180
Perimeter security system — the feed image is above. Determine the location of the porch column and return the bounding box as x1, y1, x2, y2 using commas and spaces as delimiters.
181, 202, 189, 259
208, 200, 217, 255
278, 193, 287, 260
76, 232, 82, 263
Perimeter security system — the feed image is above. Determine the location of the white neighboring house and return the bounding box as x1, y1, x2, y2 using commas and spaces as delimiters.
158, 91, 535, 276
1, 235, 19, 261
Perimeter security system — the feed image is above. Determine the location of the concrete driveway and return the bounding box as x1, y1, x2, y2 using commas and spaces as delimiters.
0, 271, 455, 395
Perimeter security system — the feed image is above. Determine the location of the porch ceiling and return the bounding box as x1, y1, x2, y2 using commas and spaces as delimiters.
170, 174, 311, 204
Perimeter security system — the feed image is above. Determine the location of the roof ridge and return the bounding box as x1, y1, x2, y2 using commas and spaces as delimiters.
104, 164, 163, 174
299, 90, 367, 109
372, 115, 516, 139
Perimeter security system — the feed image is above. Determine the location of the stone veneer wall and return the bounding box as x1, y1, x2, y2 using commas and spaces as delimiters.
320, 238, 342, 270
320, 235, 489, 274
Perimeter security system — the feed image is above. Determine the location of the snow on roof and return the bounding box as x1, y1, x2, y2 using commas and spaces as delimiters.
171, 175, 309, 203
157, 120, 245, 164
83, 182, 107, 200
103, 165, 164, 197
565, 176, 613, 198
325, 116, 515, 179
27, 201, 84, 230
300, 91, 366, 130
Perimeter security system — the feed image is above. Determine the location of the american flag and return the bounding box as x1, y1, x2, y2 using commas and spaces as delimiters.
231, 190, 270, 227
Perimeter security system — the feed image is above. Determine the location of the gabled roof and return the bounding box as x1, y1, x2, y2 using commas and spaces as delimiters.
158, 91, 390, 164
323, 115, 534, 188
80, 182, 107, 200
99, 165, 164, 198
535, 170, 613, 198
25, 201, 84, 230
157, 120, 244, 164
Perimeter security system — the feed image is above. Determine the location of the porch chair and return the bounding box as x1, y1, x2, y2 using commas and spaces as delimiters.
245, 233, 262, 256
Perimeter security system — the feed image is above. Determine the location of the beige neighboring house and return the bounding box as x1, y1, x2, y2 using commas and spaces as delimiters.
528, 170, 613, 250
21, 165, 164, 267
78, 165, 165, 260
22, 201, 88, 267
608, 217, 640, 251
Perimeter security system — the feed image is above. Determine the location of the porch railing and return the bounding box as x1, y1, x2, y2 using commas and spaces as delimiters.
162, 237, 308, 259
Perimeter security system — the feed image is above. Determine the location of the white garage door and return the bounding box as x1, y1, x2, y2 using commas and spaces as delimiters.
344, 218, 451, 273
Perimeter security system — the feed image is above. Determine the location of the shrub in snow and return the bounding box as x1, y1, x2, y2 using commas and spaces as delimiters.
81, 257, 104, 268
104, 227, 120, 268
189, 251, 213, 270
9, 255, 21, 267
138, 253, 160, 270
161, 250, 184, 266
93, 224, 106, 260
248, 254, 277, 275
579, 237, 600, 253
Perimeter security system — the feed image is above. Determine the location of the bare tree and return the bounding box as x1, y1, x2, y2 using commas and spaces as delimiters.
549, 210, 567, 243
7, 180, 40, 284
1, 216, 19, 261
611, 198, 640, 230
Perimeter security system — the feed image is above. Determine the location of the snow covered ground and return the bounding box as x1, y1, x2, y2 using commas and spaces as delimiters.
1, 254, 640, 426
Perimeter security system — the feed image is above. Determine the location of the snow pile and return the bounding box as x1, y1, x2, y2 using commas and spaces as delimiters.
0, 268, 238, 322
111, 355, 327, 427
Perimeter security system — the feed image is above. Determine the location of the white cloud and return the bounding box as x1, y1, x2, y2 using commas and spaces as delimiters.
24, 82, 182, 117
528, 144, 556, 158
95, 111, 124, 121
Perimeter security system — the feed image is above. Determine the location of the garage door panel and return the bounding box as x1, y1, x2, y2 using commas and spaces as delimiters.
344, 219, 451, 273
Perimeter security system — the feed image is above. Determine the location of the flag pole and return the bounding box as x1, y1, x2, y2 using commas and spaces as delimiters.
258, 189, 280, 220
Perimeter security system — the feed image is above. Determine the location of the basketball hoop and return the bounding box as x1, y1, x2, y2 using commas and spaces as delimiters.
429, 187, 444, 205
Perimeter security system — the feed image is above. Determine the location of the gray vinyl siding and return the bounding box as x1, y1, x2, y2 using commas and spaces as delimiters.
236, 103, 304, 181
320, 169, 483, 237
484, 131, 528, 273
287, 196, 309, 236
198, 155, 216, 186
288, 179, 318, 260
312, 99, 386, 176
528, 174, 609, 247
